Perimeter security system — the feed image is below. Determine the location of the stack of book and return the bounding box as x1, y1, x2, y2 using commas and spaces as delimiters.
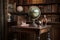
52, 4, 57, 13
23, 6, 29, 13
44, 5, 52, 13
58, 5, 60, 13
32, 0, 45, 4
27, 0, 32, 4
46, 0, 56, 3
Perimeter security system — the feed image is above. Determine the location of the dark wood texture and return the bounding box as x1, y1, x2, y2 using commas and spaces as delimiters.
8, 27, 40, 40
4, 0, 60, 40
0, 0, 5, 40
8, 26, 50, 40
50, 26, 60, 40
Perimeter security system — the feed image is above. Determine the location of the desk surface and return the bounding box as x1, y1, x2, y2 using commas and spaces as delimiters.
9, 26, 50, 34
11, 25, 50, 29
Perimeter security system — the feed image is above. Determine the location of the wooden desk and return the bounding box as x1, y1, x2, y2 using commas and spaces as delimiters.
8, 26, 50, 40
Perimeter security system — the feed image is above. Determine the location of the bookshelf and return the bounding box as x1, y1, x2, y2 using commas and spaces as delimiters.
16, 0, 60, 40
16, 1, 60, 15
5, 0, 60, 40
16, 0, 60, 23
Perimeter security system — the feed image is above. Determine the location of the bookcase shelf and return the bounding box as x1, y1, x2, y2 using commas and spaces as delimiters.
16, 3, 59, 16
17, 3, 60, 6
6, 0, 60, 40
26, 21, 60, 25
41, 13, 60, 15
11, 12, 60, 16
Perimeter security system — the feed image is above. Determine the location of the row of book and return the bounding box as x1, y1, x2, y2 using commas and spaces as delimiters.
17, 0, 44, 5
58, 5, 60, 13
23, 4, 57, 13
17, 0, 57, 5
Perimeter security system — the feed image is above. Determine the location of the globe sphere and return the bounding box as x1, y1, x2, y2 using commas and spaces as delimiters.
28, 6, 41, 20
17, 6, 23, 12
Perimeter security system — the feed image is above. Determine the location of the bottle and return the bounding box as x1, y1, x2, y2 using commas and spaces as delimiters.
8, 13, 11, 22
41, 15, 47, 27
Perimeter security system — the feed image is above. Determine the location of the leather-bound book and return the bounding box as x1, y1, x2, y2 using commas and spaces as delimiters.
32, 0, 37, 4
27, 0, 32, 4
37, 0, 44, 4
52, 4, 57, 13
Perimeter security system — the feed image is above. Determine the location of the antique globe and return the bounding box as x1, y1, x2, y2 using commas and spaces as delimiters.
28, 6, 41, 27
17, 6, 23, 12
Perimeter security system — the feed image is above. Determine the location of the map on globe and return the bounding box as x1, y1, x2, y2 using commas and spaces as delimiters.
28, 6, 41, 20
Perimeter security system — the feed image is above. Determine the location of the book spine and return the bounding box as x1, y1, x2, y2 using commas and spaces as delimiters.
52, 4, 57, 13
32, 0, 37, 4
23, 0, 27, 5
37, 0, 44, 4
